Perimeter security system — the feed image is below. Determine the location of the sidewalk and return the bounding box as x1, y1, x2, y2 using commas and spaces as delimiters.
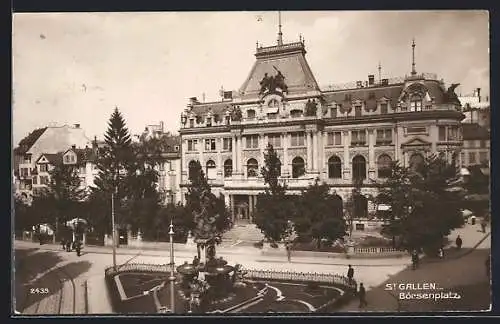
338, 224, 491, 312
86, 275, 114, 314
14, 240, 410, 267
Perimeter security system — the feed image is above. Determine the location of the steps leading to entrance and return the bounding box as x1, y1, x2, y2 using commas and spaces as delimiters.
223, 224, 264, 243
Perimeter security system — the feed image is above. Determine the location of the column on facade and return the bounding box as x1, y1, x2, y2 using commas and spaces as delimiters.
238, 135, 247, 175
282, 132, 289, 177
306, 131, 313, 171
343, 131, 350, 179
322, 131, 328, 176
259, 134, 266, 168
312, 131, 319, 172
248, 195, 253, 221
230, 194, 235, 223
217, 138, 223, 181
232, 135, 237, 175
394, 124, 400, 163
431, 124, 438, 154
368, 129, 375, 168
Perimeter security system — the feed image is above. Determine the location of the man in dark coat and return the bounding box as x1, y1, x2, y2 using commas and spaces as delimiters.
358, 282, 368, 308
347, 265, 354, 285
456, 235, 462, 250
411, 249, 419, 270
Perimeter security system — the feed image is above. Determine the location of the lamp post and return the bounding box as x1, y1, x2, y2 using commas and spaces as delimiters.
111, 191, 117, 270
168, 220, 176, 313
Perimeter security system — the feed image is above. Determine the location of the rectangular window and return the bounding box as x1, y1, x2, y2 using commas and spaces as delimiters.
410, 100, 422, 112
40, 176, 49, 185
354, 105, 362, 117
246, 135, 259, 149
225, 115, 231, 125
479, 152, 488, 164
24, 155, 31, 163
268, 134, 281, 148
380, 103, 388, 114
223, 138, 232, 151
460, 152, 465, 166
187, 139, 198, 151
290, 132, 305, 147
21, 168, 29, 177
189, 119, 194, 128
468, 152, 477, 165
448, 126, 458, 141
205, 138, 216, 151
351, 130, 366, 146
376, 129, 392, 145
79, 166, 86, 174
327, 132, 342, 146
406, 127, 427, 134
206, 118, 212, 127
39, 164, 48, 172
32, 176, 38, 185
438, 126, 446, 141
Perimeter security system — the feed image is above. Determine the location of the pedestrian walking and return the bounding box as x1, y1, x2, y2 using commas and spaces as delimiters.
481, 219, 487, 233
285, 242, 292, 262
438, 247, 444, 259
456, 235, 462, 250
347, 264, 354, 285
411, 249, 419, 270
358, 283, 368, 308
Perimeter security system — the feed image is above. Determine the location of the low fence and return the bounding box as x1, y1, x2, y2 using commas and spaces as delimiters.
353, 247, 405, 254
243, 268, 356, 290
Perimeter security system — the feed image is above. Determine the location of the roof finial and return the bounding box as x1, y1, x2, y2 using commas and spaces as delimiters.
411, 38, 417, 76
378, 61, 382, 83
277, 11, 283, 46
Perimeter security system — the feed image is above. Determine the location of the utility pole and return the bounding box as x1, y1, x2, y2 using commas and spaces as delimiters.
168, 220, 176, 312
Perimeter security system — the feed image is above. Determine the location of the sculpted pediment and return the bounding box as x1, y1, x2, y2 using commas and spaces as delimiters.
401, 137, 432, 147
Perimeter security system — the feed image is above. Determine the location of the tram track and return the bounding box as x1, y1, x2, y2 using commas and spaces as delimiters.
17, 248, 78, 315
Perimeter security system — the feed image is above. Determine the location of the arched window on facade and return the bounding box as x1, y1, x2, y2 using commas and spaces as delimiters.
328, 155, 342, 178
292, 157, 305, 178
377, 154, 392, 178
188, 160, 198, 180
224, 159, 233, 178
247, 158, 258, 177
205, 160, 216, 180
409, 153, 425, 172
352, 155, 367, 180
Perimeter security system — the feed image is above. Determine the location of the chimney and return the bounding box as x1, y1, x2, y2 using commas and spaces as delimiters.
189, 97, 198, 105
368, 75, 375, 86
476, 88, 481, 103
72, 144, 76, 150
74, 123, 80, 128
356, 81, 363, 88
159, 121, 164, 132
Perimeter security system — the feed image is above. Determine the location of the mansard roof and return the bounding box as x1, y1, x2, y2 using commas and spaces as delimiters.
239, 42, 320, 98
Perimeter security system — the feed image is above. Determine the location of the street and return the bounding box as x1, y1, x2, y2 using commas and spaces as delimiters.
12, 222, 490, 314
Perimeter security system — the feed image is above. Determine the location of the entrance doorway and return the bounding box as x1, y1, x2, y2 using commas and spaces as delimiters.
232, 194, 257, 225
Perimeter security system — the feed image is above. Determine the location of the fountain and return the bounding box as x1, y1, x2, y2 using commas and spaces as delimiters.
173, 186, 249, 313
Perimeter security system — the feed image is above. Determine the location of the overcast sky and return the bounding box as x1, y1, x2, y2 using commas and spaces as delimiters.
12, 10, 489, 145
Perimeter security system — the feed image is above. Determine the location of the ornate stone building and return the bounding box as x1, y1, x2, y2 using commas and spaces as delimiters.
179, 34, 464, 223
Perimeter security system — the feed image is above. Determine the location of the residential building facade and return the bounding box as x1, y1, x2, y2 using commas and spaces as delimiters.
179, 34, 464, 223
14, 124, 92, 202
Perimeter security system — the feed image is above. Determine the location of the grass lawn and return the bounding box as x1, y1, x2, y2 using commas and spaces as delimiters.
118, 273, 168, 298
